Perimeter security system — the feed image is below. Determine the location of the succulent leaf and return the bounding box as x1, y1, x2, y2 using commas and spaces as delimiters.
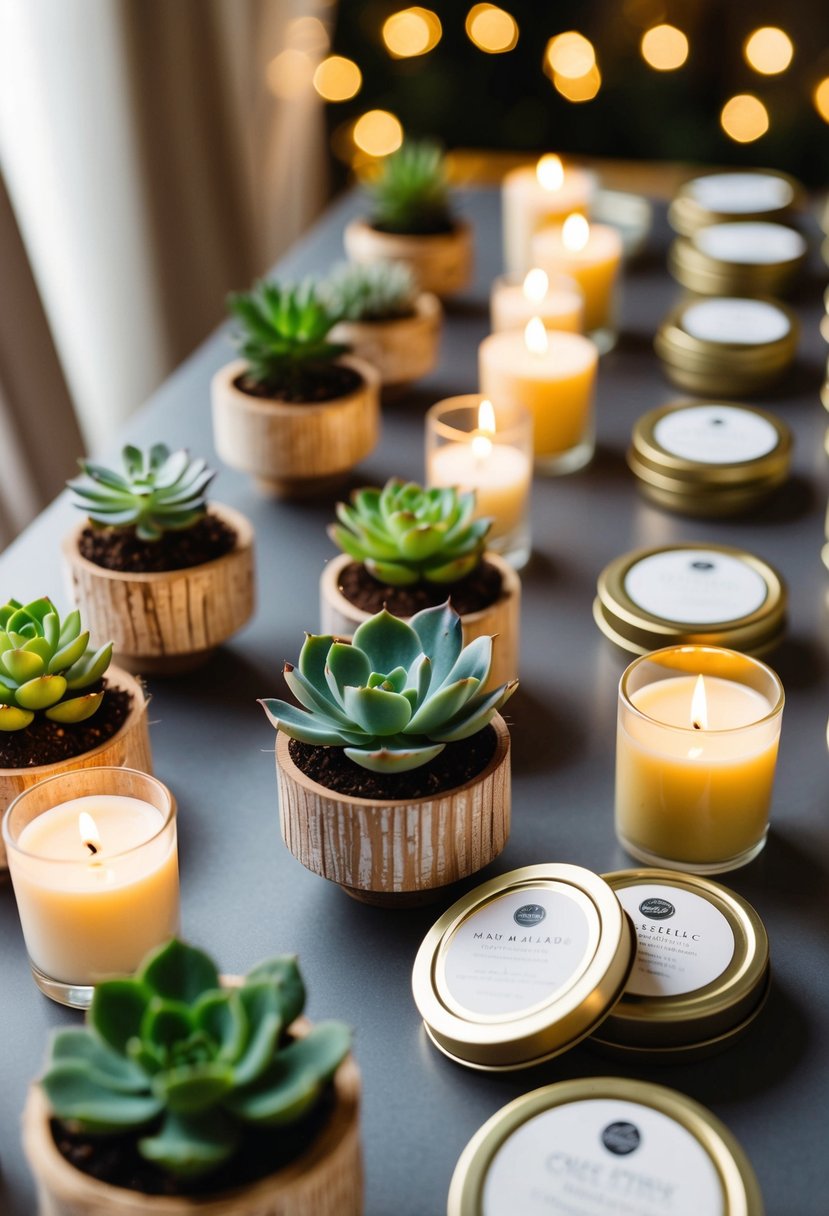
90, 980, 153, 1054
49, 1029, 148, 1093
322, 260, 419, 322
245, 955, 306, 1028
44, 692, 104, 724
70, 445, 213, 540
42, 1062, 164, 1132
368, 140, 454, 235
227, 1023, 350, 1127
139, 1109, 240, 1178
16, 675, 67, 710
139, 940, 221, 1005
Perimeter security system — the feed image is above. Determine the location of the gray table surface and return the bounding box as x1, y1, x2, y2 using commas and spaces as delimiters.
1, 187, 829, 1216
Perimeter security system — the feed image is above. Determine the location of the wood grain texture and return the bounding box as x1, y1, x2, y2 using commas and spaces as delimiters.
343, 219, 473, 298
276, 714, 511, 900
62, 504, 255, 671
329, 293, 441, 391
319, 552, 520, 692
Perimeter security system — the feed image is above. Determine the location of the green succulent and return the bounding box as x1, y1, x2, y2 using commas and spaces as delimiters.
322, 261, 418, 323
40, 939, 351, 1182
69, 445, 214, 542
369, 140, 454, 235
330, 480, 492, 586
260, 602, 516, 773
0, 598, 112, 732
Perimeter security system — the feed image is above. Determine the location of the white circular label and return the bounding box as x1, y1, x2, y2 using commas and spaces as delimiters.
441, 887, 592, 1017
624, 549, 768, 625
688, 171, 793, 214
483, 1098, 725, 1216
615, 884, 735, 998
653, 405, 778, 465
694, 221, 806, 265
682, 298, 790, 345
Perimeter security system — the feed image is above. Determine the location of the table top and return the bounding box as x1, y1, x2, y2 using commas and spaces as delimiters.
2, 185, 829, 1216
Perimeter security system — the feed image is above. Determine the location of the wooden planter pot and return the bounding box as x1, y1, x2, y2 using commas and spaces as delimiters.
329, 294, 441, 396
211, 357, 380, 498
0, 667, 151, 872
62, 505, 255, 676
276, 713, 511, 907
22, 1022, 362, 1216
319, 552, 520, 693
343, 219, 473, 299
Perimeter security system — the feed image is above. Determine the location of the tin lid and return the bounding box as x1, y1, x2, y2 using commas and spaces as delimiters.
594, 543, 787, 657
411, 864, 635, 1071
669, 168, 803, 236
669, 222, 807, 296
448, 1076, 764, 1216
657, 297, 798, 368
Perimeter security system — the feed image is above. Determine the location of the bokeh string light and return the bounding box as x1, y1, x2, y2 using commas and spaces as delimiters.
721, 94, 770, 143
465, 5, 519, 54
744, 27, 794, 75
382, 8, 442, 59
641, 24, 689, 71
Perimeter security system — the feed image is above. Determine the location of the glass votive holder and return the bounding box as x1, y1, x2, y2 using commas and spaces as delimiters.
616, 646, 784, 875
531, 217, 623, 354
425, 395, 533, 570
490, 269, 584, 335
3, 766, 179, 1008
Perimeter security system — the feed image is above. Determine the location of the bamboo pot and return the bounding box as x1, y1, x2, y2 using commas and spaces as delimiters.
211, 357, 380, 498
319, 552, 520, 693
276, 713, 511, 907
329, 294, 441, 395
343, 219, 473, 299
0, 667, 151, 872
62, 505, 255, 676
22, 1020, 362, 1216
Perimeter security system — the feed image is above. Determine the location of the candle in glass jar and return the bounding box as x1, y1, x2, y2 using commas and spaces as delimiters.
532, 213, 623, 333
490, 268, 584, 334
502, 155, 594, 275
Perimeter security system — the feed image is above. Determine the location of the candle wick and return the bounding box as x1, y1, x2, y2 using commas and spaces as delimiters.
85, 841, 99, 856
692, 721, 702, 731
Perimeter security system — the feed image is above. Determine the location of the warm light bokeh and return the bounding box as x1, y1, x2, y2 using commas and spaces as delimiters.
641, 24, 689, 71
523, 269, 549, 303
744, 27, 793, 75
536, 154, 564, 191
562, 213, 590, 252
814, 77, 829, 123
720, 94, 770, 143
466, 4, 518, 54
382, 8, 442, 58
266, 49, 315, 100
553, 66, 602, 102
353, 110, 404, 156
313, 55, 362, 101
545, 31, 596, 79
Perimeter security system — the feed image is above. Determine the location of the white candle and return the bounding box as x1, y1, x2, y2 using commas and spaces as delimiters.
490, 268, 584, 334
502, 155, 595, 275
532, 214, 623, 333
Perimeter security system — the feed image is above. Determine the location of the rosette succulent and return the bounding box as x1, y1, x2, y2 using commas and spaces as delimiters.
260, 602, 517, 773
0, 598, 113, 731
69, 445, 214, 542
40, 939, 351, 1181
330, 480, 492, 586
369, 140, 453, 235
323, 261, 418, 323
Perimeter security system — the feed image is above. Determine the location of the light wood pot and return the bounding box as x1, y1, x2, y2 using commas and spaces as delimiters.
211, 357, 380, 498
22, 1020, 362, 1216
343, 219, 473, 298
319, 552, 520, 693
329, 293, 441, 395
276, 713, 511, 907
62, 504, 255, 676
0, 667, 151, 872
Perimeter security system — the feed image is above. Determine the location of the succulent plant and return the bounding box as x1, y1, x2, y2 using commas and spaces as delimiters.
40, 939, 351, 1181
369, 140, 454, 235
260, 601, 516, 773
322, 261, 418, 323
69, 445, 214, 542
0, 598, 113, 731
330, 480, 492, 586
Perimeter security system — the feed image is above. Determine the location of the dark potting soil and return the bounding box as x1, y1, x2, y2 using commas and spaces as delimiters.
233, 364, 363, 404
336, 559, 503, 618
0, 684, 131, 769
290, 724, 496, 800
370, 218, 457, 236
78, 513, 237, 574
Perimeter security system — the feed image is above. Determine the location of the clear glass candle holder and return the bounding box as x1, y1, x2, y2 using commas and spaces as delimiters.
490, 270, 585, 335
3, 766, 179, 1007
616, 646, 784, 874
425, 394, 533, 570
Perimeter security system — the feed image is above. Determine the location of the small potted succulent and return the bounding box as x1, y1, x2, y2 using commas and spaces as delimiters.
320, 480, 520, 691
0, 597, 150, 869
23, 939, 361, 1215
63, 444, 255, 675
261, 602, 517, 905
323, 261, 441, 396
211, 280, 380, 497
343, 140, 473, 298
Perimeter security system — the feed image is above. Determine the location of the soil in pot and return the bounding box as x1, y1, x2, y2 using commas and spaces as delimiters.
0, 683, 132, 769
78, 514, 237, 574
369, 219, 457, 237
233, 366, 363, 405
336, 559, 503, 618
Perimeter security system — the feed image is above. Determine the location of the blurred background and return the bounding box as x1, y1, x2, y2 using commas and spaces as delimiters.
0, 0, 827, 544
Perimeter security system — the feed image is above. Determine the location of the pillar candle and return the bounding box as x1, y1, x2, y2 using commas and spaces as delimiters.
532, 214, 623, 333
490, 268, 584, 335
502, 155, 595, 275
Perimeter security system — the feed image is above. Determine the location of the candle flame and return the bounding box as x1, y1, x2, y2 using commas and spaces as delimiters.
523, 268, 549, 304
524, 316, 549, 355
536, 153, 564, 191
562, 212, 590, 252
78, 810, 102, 856
472, 400, 495, 460
691, 674, 708, 731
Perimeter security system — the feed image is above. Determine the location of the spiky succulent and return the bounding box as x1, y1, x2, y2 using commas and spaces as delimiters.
369, 140, 453, 235
261, 602, 516, 773
227, 280, 347, 393
330, 480, 492, 586
40, 939, 351, 1181
0, 598, 112, 732
322, 261, 418, 323
69, 445, 214, 542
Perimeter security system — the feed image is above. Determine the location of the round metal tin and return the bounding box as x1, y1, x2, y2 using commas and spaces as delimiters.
448, 1076, 764, 1216
669, 168, 803, 236
669, 222, 807, 297
411, 864, 635, 1071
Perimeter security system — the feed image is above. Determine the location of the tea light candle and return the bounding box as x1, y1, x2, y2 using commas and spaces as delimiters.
502, 155, 594, 275
490, 268, 584, 334
532, 214, 623, 336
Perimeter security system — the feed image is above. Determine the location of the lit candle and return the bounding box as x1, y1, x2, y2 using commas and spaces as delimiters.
501, 155, 595, 275
490, 268, 585, 334
532, 213, 623, 336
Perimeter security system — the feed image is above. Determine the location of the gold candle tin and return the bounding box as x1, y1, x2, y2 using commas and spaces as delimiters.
669, 168, 803, 236
669, 222, 807, 298
593, 543, 786, 657
628, 401, 792, 517
411, 864, 635, 1071
447, 1077, 764, 1216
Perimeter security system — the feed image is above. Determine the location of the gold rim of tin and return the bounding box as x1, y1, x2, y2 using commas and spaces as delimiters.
668, 167, 803, 236
656, 298, 799, 366
628, 470, 786, 519
657, 359, 791, 399
627, 450, 788, 497
411, 864, 635, 1071
668, 229, 806, 297
447, 1076, 765, 1216
592, 595, 786, 658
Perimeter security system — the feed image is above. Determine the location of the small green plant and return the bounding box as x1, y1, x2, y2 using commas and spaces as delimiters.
369, 140, 454, 235
0, 598, 112, 731
322, 261, 418, 323
41, 939, 350, 1181
260, 602, 516, 773
69, 446, 214, 542
330, 480, 492, 586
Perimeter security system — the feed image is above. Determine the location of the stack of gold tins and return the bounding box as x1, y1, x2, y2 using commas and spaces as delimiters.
668, 221, 807, 298
668, 169, 803, 236
822, 286, 829, 411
